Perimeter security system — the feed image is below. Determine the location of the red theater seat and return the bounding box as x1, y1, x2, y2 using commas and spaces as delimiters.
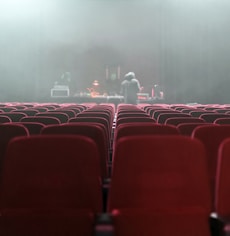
114, 123, 179, 150
41, 123, 109, 178
165, 117, 205, 126
0, 116, 12, 124
76, 111, 112, 128
69, 116, 111, 143
12, 109, 39, 116
48, 109, 76, 119
214, 118, 230, 125
177, 123, 214, 136
117, 112, 150, 119
189, 111, 214, 117
200, 113, 230, 123
0, 112, 27, 122
152, 109, 180, 120
108, 135, 211, 236
192, 125, 230, 210
157, 113, 191, 124
20, 116, 60, 125
15, 122, 46, 135
116, 117, 155, 127
215, 138, 230, 235
36, 112, 69, 123
0, 123, 29, 172
0, 135, 102, 236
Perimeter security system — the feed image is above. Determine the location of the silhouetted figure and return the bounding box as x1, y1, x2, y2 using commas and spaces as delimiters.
55, 72, 71, 87
120, 72, 141, 104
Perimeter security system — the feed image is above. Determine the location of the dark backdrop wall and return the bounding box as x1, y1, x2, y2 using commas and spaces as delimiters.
1, 0, 230, 103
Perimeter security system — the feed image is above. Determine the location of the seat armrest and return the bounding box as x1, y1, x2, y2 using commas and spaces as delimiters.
94, 213, 114, 236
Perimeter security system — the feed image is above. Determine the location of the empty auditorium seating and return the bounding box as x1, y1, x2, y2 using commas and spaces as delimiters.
1, 102, 228, 235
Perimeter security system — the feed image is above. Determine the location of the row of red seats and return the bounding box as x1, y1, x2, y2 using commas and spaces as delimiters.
114, 104, 230, 129
142, 104, 230, 124
1, 103, 230, 128
0, 134, 211, 235
1, 132, 230, 235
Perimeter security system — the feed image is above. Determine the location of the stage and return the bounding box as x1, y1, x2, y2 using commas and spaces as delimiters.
40, 94, 165, 105
46, 86, 164, 105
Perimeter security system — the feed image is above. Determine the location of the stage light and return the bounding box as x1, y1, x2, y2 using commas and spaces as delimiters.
93, 80, 99, 86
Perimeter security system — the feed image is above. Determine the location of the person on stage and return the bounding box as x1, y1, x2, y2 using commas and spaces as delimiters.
120, 72, 141, 104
